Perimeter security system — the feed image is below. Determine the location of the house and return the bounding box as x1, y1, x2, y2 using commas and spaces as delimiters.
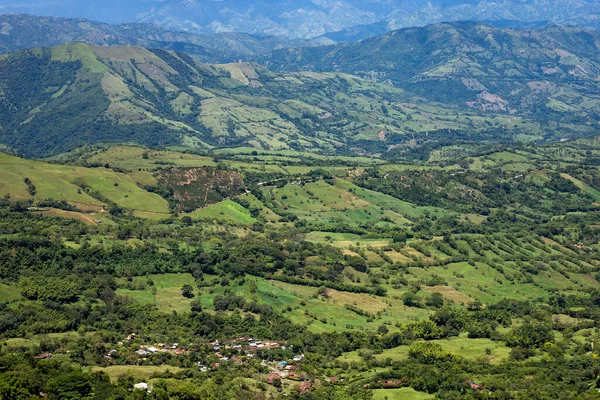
135, 350, 149, 356
285, 365, 296, 371
232, 356, 243, 364
133, 382, 151, 392
330, 377, 339, 383
38, 353, 52, 359
299, 382, 312, 394
173, 348, 184, 356
105, 350, 118, 359
267, 373, 281, 385
147, 347, 159, 353
467, 380, 485, 390
293, 354, 305, 362
278, 361, 287, 368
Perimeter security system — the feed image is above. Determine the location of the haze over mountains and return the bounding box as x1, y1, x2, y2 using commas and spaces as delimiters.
2, 0, 600, 39
0, 14, 311, 62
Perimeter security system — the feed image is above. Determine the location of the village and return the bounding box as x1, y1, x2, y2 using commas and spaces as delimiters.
104, 334, 318, 394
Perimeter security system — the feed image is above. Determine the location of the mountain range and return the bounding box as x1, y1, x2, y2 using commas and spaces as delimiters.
2, 0, 600, 39
1, 22, 600, 159
260, 22, 600, 122
0, 14, 310, 62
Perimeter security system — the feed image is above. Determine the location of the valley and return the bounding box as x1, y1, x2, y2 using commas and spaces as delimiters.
2, 137, 600, 397
2, 6, 600, 399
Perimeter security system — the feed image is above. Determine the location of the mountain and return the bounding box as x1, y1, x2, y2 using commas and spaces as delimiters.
0, 14, 310, 62
0, 42, 460, 158
315, 19, 552, 45
2, 0, 600, 38
3, 40, 587, 159
260, 22, 600, 124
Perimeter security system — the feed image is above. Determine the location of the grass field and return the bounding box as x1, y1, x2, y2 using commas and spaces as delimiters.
339, 335, 511, 366
117, 273, 196, 314
372, 388, 434, 400
83, 146, 216, 172
0, 152, 170, 215
91, 366, 183, 382
0, 282, 22, 303
186, 200, 256, 224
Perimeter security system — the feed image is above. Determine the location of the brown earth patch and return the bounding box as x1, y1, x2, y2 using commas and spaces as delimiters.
421, 285, 474, 304
154, 167, 245, 212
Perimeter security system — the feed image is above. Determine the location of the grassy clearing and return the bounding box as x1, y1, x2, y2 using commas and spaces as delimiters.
116, 273, 196, 314
0, 282, 22, 303
341, 335, 510, 366
372, 388, 434, 400
0, 152, 169, 215
91, 366, 183, 382
83, 146, 216, 172
187, 200, 256, 224
39, 208, 100, 225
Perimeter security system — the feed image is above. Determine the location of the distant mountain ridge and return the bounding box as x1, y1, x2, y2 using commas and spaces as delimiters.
0, 14, 310, 62
1, 0, 599, 39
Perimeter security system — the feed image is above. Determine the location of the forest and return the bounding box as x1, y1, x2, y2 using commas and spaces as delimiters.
1, 138, 600, 399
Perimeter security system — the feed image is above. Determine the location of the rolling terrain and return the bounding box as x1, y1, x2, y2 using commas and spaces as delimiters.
261, 22, 600, 126
2, 138, 600, 397
2, 24, 600, 160
0, 41, 558, 159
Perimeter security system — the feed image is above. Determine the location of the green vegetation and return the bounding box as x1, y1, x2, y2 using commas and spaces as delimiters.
4, 23, 600, 160
2, 137, 600, 398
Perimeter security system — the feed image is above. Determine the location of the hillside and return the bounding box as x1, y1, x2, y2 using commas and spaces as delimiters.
1, 41, 568, 159
0, 14, 310, 62
2, 138, 600, 397
261, 22, 600, 123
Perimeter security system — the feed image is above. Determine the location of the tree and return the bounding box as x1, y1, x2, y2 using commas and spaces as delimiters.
99, 288, 116, 305
402, 291, 420, 307
426, 292, 445, 308
505, 323, 553, 348
181, 284, 194, 299
190, 300, 202, 313
409, 341, 455, 364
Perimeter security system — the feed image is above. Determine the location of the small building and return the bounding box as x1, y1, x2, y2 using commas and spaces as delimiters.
299, 382, 312, 394
330, 377, 339, 383
135, 350, 149, 356
467, 380, 485, 390
38, 353, 52, 359
278, 361, 287, 368
133, 382, 151, 392
267, 373, 281, 385
147, 347, 159, 353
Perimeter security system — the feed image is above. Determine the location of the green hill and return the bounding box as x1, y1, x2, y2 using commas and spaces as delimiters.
260, 22, 600, 129
1, 42, 552, 158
